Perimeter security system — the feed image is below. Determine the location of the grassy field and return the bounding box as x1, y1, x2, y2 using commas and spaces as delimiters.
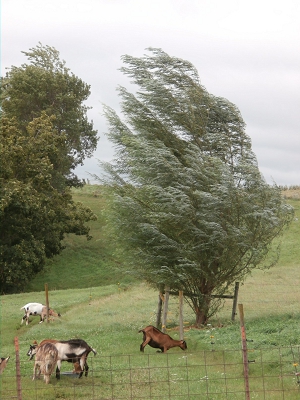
26, 185, 138, 292
1, 187, 299, 398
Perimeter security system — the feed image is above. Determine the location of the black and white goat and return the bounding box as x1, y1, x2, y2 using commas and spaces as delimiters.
33, 342, 58, 384
20, 303, 61, 325
27, 339, 97, 379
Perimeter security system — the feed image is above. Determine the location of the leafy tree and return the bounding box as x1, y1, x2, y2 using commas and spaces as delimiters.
0, 114, 96, 293
1, 43, 98, 189
96, 48, 294, 325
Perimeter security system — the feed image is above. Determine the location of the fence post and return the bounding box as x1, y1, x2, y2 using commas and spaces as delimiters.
231, 282, 240, 321
162, 286, 170, 333
156, 292, 163, 328
179, 291, 184, 340
45, 283, 49, 323
238, 304, 250, 400
14, 337, 22, 400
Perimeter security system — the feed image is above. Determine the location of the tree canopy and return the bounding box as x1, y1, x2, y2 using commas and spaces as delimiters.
1, 43, 98, 189
0, 44, 98, 293
97, 48, 294, 325
0, 114, 97, 293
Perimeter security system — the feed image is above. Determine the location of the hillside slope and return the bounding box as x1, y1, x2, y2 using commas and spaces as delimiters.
27, 186, 299, 293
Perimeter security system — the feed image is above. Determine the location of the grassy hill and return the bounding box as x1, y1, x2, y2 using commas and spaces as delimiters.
26, 185, 300, 293
26, 185, 138, 292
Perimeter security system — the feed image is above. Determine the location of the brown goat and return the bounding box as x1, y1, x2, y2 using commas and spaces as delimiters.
40, 306, 60, 322
0, 357, 10, 374
139, 325, 187, 353
33, 342, 58, 384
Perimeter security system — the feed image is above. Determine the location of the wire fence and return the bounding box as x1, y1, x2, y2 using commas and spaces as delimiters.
161, 281, 300, 327
1, 346, 300, 399
2, 276, 300, 399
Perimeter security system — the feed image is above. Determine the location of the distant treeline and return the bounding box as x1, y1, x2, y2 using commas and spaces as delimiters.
280, 185, 300, 190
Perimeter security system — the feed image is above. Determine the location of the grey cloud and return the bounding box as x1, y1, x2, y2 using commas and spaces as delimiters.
2, 0, 300, 186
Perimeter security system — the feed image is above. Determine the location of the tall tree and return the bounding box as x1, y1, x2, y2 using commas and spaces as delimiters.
0, 114, 96, 293
97, 48, 294, 325
1, 43, 98, 189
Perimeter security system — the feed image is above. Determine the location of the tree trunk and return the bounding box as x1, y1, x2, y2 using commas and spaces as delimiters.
193, 290, 212, 327
195, 308, 209, 326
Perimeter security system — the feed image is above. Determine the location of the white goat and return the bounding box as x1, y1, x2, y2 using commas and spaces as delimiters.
20, 302, 61, 325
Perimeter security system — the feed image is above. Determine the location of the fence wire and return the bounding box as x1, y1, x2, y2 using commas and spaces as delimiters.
1, 347, 300, 400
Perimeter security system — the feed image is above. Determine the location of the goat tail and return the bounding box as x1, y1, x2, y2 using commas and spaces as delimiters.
91, 348, 97, 356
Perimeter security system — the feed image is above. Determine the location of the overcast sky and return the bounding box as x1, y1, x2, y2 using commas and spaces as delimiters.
2, 0, 300, 186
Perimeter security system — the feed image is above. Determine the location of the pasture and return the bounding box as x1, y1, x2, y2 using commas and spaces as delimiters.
0, 187, 299, 398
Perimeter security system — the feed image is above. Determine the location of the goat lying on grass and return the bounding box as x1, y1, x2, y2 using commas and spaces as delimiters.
27, 338, 96, 379
0, 357, 10, 374
20, 303, 61, 325
33, 343, 58, 384
139, 325, 187, 353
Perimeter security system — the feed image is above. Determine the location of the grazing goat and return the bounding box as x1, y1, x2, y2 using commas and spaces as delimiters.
27, 339, 97, 379
33, 343, 58, 384
20, 303, 61, 325
139, 325, 187, 353
0, 357, 10, 374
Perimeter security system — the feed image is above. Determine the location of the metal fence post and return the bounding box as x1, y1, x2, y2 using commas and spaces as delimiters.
238, 304, 250, 400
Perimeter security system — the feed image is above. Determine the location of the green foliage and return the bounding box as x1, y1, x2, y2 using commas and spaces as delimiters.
0, 44, 99, 293
96, 48, 294, 325
0, 116, 96, 293
1, 42, 98, 189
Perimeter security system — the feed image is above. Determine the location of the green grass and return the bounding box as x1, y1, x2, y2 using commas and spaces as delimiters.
1, 187, 300, 398
26, 185, 137, 292
1, 279, 300, 398
275, 199, 300, 266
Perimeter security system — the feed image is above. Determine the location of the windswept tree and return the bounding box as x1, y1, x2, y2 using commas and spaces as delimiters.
96, 48, 294, 325
0, 114, 96, 293
1, 43, 98, 189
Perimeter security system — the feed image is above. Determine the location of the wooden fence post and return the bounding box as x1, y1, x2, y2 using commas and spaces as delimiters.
14, 337, 22, 400
238, 304, 250, 400
156, 292, 163, 328
231, 282, 240, 321
179, 291, 184, 340
45, 283, 49, 323
162, 286, 170, 333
